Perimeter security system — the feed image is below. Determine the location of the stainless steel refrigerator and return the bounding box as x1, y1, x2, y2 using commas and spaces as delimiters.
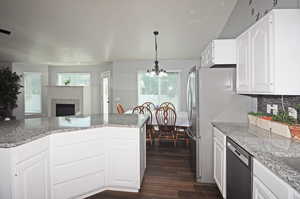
186, 66, 254, 183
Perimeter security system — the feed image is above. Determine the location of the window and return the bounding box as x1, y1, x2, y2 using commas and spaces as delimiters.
57, 73, 91, 86
24, 72, 42, 114
138, 72, 180, 109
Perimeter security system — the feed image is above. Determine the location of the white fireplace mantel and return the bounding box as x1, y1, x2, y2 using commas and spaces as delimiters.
47, 86, 91, 116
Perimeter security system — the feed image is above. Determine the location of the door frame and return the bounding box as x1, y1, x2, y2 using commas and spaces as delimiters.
101, 71, 111, 114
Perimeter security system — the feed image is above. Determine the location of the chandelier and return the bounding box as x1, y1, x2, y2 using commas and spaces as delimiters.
147, 31, 167, 77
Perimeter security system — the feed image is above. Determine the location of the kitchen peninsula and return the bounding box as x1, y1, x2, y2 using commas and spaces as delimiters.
0, 114, 148, 199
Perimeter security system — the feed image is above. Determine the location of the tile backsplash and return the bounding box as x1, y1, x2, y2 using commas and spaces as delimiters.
257, 96, 300, 114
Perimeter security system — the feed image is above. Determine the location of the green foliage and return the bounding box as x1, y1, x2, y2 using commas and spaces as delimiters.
272, 111, 296, 125
0, 67, 22, 115
248, 112, 271, 117
295, 104, 300, 111
64, 79, 71, 86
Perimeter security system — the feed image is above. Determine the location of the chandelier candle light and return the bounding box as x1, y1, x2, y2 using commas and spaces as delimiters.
147, 31, 167, 77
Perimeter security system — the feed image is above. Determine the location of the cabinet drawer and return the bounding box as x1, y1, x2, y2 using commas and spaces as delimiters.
53, 154, 105, 184
52, 139, 105, 166
213, 127, 226, 146
107, 127, 140, 140
253, 159, 291, 199
51, 128, 105, 147
14, 136, 49, 164
53, 171, 105, 199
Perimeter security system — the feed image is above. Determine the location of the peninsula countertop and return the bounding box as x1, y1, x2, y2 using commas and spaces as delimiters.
0, 113, 149, 148
212, 122, 300, 194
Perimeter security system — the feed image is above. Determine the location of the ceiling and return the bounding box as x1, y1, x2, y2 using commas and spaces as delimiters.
0, 0, 237, 65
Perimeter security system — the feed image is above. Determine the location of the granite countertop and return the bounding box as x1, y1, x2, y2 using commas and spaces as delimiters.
212, 122, 300, 194
0, 114, 149, 148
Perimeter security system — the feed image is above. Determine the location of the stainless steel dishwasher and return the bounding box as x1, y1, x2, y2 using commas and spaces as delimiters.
226, 137, 252, 199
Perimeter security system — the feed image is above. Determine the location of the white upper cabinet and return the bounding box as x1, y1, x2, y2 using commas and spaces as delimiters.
250, 14, 273, 93
201, 39, 236, 68
236, 9, 300, 95
237, 32, 250, 93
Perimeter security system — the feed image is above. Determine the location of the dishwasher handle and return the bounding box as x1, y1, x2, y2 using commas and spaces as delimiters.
227, 142, 250, 167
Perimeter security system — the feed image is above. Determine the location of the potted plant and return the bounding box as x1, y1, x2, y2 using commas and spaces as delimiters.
64, 79, 71, 86
248, 112, 272, 128
272, 111, 298, 138
0, 67, 22, 120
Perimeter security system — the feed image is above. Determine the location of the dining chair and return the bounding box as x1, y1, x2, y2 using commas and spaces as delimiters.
116, 103, 125, 114
155, 106, 177, 147
132, 106, 154, 146
176, 127, 190, 147
142, 102, 156, 111
160, 102, 176, 110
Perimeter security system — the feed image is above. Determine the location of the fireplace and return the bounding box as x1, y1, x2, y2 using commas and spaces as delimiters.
56, 104, 75, 117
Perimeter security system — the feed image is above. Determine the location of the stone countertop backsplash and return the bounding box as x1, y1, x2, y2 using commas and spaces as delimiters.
212, 122, 300, 194
0, 113, 149, 148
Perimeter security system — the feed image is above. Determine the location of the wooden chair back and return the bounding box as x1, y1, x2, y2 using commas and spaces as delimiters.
142, 102, 156, 111
155, 107, 177, 132
160, 102, 176, 110
132, 106, 152, 125
116, 104, 125, 114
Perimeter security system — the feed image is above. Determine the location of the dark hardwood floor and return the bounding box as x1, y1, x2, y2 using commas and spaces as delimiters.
87, 142, 221, 199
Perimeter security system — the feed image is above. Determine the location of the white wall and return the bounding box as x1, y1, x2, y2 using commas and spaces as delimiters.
111, 59, 199, 113
48, 63, 112, 114
0, 62, 12, 69
219, 0, 300, 38
12, 63, 49, 119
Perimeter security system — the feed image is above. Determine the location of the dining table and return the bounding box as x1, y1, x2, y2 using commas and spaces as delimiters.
125, 110, 191, 128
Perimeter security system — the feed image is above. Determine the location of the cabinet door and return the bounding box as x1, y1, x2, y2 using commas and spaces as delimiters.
213, 138, 224, 194
294, 191, 300, 199
253, 176, 277, 199
237, 32, 250, 93
250, 15, 273, 93
108, 139, 139, 189
15, 151, 49, 199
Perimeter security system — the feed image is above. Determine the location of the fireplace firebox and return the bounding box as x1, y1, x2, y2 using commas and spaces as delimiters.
56, 104, 75, 116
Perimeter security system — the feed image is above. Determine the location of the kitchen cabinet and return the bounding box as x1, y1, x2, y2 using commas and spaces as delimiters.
250, 14, 273, 93
107, 126, 146, 190
0, 138, 50, 199
0, 124, 146, 199
51, 128, 106, 199
236, 31, 251, 93
15, 150, 49, 199
294, 191, 300, 199
253, 176, 277, 199
253, 158, 298, 199
201, 39, 236, 68
236, 9, 300, 95
213, 127, 226, 198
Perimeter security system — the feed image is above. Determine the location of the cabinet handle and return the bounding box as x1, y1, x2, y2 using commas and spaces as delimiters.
14, 173, 18, 177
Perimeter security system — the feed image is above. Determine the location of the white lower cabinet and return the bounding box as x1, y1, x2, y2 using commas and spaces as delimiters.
253, 176, 277, 199
0, 125, 146, 199
15, 151, 49, 199
213, 127, 226, 198
253, 158, 300, 199
108, 139, 139, 189
294, 191, 300, 199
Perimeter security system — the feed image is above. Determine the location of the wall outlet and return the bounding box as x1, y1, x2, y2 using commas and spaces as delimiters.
288, 107, 297, 120
267, 104, 278, 115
